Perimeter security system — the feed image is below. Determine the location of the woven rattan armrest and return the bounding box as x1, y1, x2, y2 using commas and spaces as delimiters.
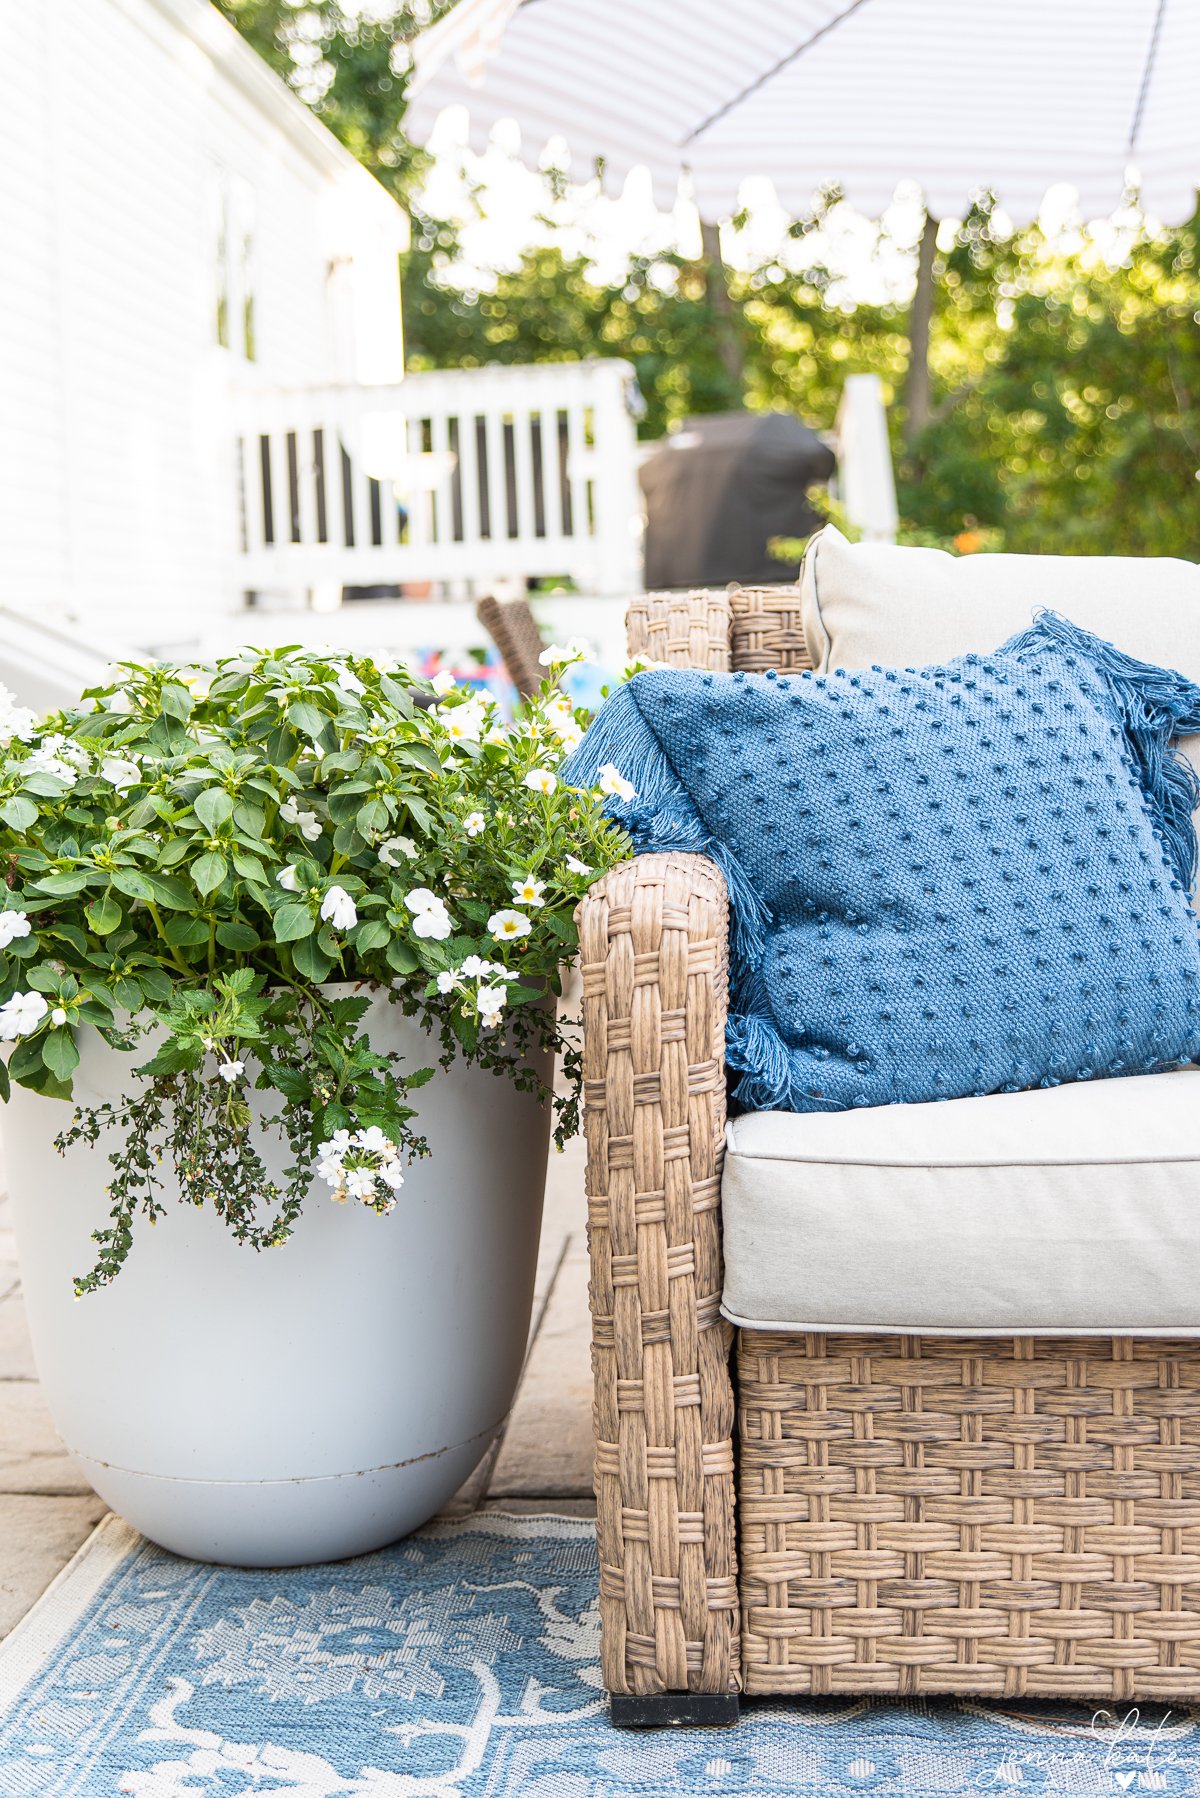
578, 851, 740, 1696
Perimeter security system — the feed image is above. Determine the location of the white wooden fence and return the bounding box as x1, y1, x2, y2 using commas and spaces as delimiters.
232, 358, 643, 604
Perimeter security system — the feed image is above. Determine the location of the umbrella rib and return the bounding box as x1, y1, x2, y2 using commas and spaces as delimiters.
1128, 0, 1167, 155
682, 0, 877, 146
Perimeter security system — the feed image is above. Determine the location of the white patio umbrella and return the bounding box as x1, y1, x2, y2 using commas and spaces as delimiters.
406, 0, 1200, 431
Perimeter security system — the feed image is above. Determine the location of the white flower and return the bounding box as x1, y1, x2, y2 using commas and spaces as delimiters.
104, 689, 135, 715
511, 875, 546, 908
598, 762, 637, 802
538, 637, 589, 667
460, 954, 488, 978
0, 683, 38, 747
379, 1159, 405, 1192
356, 1125, 392, 1155
217, 1058, 244, 1084
524, 768, 557, 795
0, 911, 31, 951
23, 745, 79, 787
436, 969, 461, 994
280, 796, 322, 841
378, 836, 418, 867
319, 885, 357, 931
565, 855, 592, 876
99, 754, 140, 792
464, 811, 486, 838
277, 864, 301, 892
0, 990, 48, 1040
345, 1167, 376, 1202
430, 670, 457, 696
336, 667, 366, 696
476, 985, 506, 1026
179, 668, 212, 702
50, 1006, 67, 1027
488, 909, 531, 941
438, 696, 487, 742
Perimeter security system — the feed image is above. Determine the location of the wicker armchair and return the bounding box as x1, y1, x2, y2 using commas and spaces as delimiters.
581, 587, 1200, 1727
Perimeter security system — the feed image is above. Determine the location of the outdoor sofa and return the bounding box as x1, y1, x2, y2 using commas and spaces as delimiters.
578, 532, 1200, 1725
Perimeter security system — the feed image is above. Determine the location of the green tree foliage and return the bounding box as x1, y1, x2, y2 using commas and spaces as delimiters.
217, 4, 1200, 556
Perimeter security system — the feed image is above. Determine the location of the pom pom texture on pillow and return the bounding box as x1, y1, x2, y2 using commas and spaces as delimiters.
565, 614, 1200, 1113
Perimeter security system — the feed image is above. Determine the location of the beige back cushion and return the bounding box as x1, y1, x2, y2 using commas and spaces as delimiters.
799, 523, 1200, 772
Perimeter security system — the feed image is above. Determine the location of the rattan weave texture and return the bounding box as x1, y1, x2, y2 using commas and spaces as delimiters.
579, 853, 740, 1695
730, 586, 812, 674
626, 591, 732, 671
738, 1331, 1200, 1701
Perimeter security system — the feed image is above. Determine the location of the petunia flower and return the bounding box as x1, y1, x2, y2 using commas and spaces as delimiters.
565, 855, 592, 876
464, 812, 486, 837
487, 909, 531, 941
511, 875, 546, 908
524, 768, 557, 795
598, 763, 637, 802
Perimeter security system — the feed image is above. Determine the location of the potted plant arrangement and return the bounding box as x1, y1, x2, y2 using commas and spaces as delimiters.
0, 642, 626, 1564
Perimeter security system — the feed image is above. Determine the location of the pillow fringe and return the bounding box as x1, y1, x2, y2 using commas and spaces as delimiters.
1009, 610, 1200, 896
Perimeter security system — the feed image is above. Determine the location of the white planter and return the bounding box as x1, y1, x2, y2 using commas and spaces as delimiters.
4, 988, 551, 1566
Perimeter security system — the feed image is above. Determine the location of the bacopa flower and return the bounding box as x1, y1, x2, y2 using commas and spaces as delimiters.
0, 990, 49, 1041
511, 876, 546, 908
280, 796, 322, 841
277, 864, 301, 892
0, 910, 31, 951
405, 887, 453, 941
24, 743, 82, 787
319, 886, 357, 931
524, 768, 557, 795
217, 1058, 245, 1084
378, 836, 418, 867
463, 812, 486, 838
565, 855, 592, 876
598, 762, 637, 802
99, 754, 141, 792
488, 909, 531, 941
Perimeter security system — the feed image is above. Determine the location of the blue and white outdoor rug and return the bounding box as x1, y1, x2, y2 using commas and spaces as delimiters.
1, 1510, 1197, 1795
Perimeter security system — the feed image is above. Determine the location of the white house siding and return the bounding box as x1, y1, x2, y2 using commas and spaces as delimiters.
0, 0, 405, 643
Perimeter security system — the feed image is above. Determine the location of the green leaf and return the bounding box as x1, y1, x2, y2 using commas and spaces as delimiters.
111, 977, 143, 1011
21, 772, 71, 798
0, 796, 38, 831
41, 1027, 80, 1082
287, 701, 326, 738
233, 801, 266, 838
111, 868, 155, 902
0, 1056, 10, 1101
385, 938, 419, 975
192, 852, 227, 896
291, 934, 334, 981
26, 966, 63, 993
354, 919, 390, 953
136, 966, 175, 1002
144, 873, 194, 910
157, 837, 190, 868
232, 852, 268, 883
273, 903, 315, 943
164, 913, 210, 947
216, 919, 260, 951
356, 799, 389, 837
137, 1037, 201, 1077
194, 788, 233, 831
32, 870, 91, 897
86, 894, 123, 935
159, 682, 193, 721
404, 794, 434, 835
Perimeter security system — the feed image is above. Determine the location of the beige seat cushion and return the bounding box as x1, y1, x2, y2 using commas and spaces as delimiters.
721, 1069, 1200, 1335
799, 524, 1200, 773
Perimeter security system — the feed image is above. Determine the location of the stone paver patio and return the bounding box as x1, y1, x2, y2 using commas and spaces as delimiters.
0, 1134, 594, 1638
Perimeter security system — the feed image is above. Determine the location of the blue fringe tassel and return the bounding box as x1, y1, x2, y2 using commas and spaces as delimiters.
1005, 611, 1200, 895
562, 679, 771, 970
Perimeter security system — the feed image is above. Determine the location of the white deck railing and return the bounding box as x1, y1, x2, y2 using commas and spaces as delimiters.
231, 358, 644, 604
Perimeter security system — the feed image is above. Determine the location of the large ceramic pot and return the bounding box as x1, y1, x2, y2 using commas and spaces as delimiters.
4, 987, 551, 1566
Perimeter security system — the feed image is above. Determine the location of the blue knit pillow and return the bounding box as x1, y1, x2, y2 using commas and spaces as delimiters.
565, 614, 1200, 1112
